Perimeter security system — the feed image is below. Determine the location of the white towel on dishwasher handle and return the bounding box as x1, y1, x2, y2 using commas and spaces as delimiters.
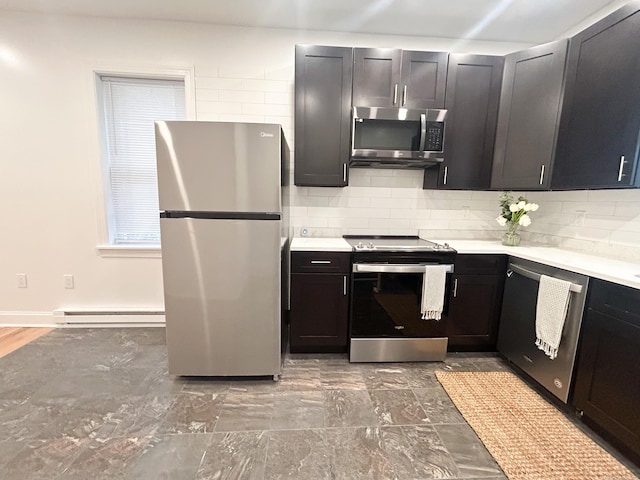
421, 265, 448, 321
535, 275, 572, 360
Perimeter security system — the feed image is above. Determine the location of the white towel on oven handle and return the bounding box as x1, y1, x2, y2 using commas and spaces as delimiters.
421, 265, 448, 321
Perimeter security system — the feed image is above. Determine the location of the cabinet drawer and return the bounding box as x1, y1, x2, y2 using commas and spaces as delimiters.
588, 278, 640, 327
291, 251, 351, 273
454, 254, 507, 275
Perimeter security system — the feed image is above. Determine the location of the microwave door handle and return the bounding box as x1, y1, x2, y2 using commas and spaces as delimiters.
419, 113, 427, 151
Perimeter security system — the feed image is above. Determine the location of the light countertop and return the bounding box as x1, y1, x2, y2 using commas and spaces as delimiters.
437, 240, 640, 290
290, 237, 352, 252
290, 237, 640, 290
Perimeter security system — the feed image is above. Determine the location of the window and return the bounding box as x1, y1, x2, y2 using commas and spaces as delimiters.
98, 76, 185, 246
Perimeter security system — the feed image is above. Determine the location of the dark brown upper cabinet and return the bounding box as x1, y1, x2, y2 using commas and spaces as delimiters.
353, 48, 448, 109
553, 3, 640, 189
491, 40, 568, 190
424, 54, 504, 190
294, 45, 353, 187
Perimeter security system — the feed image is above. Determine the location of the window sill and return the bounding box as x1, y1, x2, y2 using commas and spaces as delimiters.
97, 245, 161, 258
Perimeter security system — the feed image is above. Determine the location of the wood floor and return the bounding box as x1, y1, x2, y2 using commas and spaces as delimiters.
0, 327, 54, 358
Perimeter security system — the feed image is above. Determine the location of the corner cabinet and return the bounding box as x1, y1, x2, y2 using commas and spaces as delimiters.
423, 54, 503, 190
552, 4, 640, 189
289, 251, 351, 353
572, 279, 640, 463
445, 254, 507, 350
491, 40, 568, 190
294, 45, 352, 187
353, 48, 448, 108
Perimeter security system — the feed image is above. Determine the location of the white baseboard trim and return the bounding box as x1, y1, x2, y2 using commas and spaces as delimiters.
0, 310, 166, 327
53, 309, 165, 326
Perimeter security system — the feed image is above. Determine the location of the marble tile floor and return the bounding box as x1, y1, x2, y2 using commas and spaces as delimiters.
0, 328, 634, 480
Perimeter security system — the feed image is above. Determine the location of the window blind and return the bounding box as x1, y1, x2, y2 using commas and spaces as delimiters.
101, 76, 185, 244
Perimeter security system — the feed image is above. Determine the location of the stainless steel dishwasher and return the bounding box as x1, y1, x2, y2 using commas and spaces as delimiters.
497, 258, 589, 403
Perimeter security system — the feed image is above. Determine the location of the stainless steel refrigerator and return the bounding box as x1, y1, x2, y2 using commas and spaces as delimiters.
155, 121, 290, 378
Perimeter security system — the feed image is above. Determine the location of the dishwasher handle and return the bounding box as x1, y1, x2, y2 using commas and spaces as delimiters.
353, 263, 454, 274
507, 263, 583, 293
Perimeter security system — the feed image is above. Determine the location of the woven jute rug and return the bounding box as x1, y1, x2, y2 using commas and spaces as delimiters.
436, 371, 638, 480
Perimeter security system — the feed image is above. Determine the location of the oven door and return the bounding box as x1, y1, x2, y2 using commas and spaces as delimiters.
350, 263, 451, 338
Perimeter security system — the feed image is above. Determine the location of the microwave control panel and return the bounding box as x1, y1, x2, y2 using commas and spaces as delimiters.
425, 122, 444, 151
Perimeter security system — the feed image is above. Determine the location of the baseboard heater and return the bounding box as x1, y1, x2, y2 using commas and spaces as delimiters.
52, 309, 165, 327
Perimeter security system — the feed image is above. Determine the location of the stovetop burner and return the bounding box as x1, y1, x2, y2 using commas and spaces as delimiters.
343, 235, 454, 253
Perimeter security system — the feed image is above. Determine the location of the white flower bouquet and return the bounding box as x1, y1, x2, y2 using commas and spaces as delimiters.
496, 192, 539, 246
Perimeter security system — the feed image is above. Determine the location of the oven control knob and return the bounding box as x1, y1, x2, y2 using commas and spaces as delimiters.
368, 242, 374, 249
443, 243, 450, 249
357, 242, 364, 249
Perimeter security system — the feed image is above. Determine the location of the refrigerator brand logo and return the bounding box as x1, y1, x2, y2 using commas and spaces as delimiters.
260, 131, 274, 138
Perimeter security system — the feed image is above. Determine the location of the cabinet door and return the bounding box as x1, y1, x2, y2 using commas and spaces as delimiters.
491, 40, 568, 190
399, 50, 448, 109
572, 308, 640, 460
446, 274, 505, 350
553, 6, 640, 189
425, 54, 503, 190
294, 45, 352, 186
290, 273, 349, 353
353, 48, 402, 107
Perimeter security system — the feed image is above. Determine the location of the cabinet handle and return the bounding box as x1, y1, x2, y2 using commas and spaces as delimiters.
311, 260, 331, 264
343, 275, 347, 296
539, 164, 545, 185
453, 278, 458, 298
443, 166, 448, 185
393, 84, 398, 105
618, 156, 627, 182
343, 163, 347, 183
402, 85, 407, 106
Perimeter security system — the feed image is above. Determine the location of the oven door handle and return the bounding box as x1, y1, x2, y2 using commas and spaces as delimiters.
353, 263, 454, 274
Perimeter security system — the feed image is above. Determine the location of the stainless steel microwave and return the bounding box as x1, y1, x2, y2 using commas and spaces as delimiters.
350, 106, 447, 168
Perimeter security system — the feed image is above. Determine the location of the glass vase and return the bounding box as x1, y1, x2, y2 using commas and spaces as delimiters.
502, 223, 521, 246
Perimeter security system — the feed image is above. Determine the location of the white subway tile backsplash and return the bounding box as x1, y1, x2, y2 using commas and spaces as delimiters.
191, 64, 639, 260
218, 113, 265, 123
218, 64, 265, 79
370, 197, 415, 209
195, 76, 243, 90
347, 187, 393, 198
327, 217, 369, 228
243, 103, 292, 116
307, 207, 343, 218
241, 78, 290, 92
348, 175, 372, 187
369, 217, 412, 230
218, 90, 265, 103
265, 65, 294, 81
196, 89, 219, 102
614, 201, 640, 218
265, 91, 293, 104
347, 197, 371, 208
197, 101, 242, 114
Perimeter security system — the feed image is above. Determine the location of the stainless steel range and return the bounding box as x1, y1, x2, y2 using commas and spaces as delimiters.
344, 235, 456, 362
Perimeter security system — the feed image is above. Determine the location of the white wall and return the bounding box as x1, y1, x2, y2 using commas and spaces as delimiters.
0, 10, 638, 324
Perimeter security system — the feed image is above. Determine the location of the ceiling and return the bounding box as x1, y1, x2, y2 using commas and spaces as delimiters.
0, 0, 625, 44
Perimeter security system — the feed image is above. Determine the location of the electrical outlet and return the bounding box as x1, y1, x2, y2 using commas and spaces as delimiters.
16, 273, 27, 288
461, 205, 470, 219
574, 210, 587, 226
64, 274, 74, 289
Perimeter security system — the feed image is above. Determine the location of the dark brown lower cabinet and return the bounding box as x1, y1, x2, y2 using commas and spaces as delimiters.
572, 279, 640, 463
446, 255, 507, 351
289, 252, 350, 353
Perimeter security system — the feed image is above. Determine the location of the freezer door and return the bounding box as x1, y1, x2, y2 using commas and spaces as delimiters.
160, 217, 281, 376
156, 121, 282, 213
